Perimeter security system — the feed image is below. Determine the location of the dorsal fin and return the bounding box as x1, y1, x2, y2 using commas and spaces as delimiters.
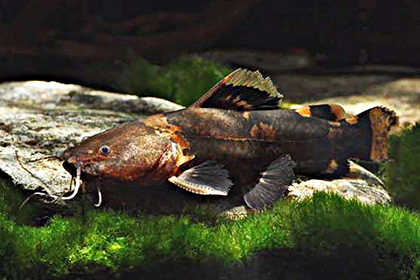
190, 68, 283, 111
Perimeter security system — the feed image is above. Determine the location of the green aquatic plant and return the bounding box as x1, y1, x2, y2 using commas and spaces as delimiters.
288, 193, 420, 278
116, 55, 231, 106
1, 189, 420, 278
386, 122, 420, 210
0, 178, 38, 225
116, 57, 173, 100
166, 55, 231, 106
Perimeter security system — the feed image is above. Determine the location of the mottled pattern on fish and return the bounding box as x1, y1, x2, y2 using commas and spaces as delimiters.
165, 108, 342, 175
61, 69, 398, 209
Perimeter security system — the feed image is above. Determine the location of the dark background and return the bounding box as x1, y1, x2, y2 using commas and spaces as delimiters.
0, 0, 418, 89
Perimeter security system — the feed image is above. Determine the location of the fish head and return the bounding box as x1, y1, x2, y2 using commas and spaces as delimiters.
61, 121, 179, 183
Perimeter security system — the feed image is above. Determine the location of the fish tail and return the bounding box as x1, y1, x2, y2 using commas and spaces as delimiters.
341, 106, 398, 162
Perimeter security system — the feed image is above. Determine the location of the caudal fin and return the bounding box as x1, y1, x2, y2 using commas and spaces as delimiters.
342, 106, 398, 162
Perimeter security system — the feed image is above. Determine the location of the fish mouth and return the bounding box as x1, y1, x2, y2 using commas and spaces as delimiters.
61, 160, 102, 206
62, 158, 97, 179
20, 157, 103, 209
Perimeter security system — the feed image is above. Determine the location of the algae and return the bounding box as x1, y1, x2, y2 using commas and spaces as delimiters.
1, 185, 420, 278
116, 55, 231, 106
0, 177, 40, 225
386, 122, 420, 210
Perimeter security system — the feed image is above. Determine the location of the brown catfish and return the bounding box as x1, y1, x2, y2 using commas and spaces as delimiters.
61, 69, 398, 209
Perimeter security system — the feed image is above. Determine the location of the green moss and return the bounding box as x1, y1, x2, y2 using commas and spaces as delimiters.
288, 193, 420, 278
166, 56, 231, 106
116, 57, 173, 100
115, 55, 231, 106
386, 123, 420, 210
1, 190, 420, 278
0, 178, 40, 225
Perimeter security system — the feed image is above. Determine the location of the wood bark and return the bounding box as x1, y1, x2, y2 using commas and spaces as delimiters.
0, 0, 259, 60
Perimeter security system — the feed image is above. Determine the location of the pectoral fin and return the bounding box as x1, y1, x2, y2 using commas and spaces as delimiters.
244, 155, 295, 209
168, 161, 233, 196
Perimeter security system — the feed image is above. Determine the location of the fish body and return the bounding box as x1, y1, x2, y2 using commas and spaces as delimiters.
162, 107, 360, 175
61, 69, 398, 209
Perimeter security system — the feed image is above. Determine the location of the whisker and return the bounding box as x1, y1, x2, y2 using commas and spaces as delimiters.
15, 149, 54, 197
93, 185, 102, 207
19, 163, 83, 207
33, 166, 81, 202
60, 164, 82, 200
19, 192, 51, 210
69, 175, 74, 193
25, 155, 60, 163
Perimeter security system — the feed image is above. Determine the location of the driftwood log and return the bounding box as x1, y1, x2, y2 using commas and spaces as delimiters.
0, 0, 257, 61
2, 0, 420, 89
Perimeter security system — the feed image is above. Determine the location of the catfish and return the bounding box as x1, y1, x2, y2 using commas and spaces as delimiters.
61, 69, 398, 209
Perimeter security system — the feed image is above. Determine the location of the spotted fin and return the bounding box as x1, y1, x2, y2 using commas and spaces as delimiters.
244, 155, 295, 209
295, 104, 346, 121
190, 68, 283, 111
168, 161, 233, 196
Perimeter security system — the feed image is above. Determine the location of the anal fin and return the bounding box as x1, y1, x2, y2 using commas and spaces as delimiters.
346, 160, 384, 186
168, 161, 233, 196
244, 155, 296, 209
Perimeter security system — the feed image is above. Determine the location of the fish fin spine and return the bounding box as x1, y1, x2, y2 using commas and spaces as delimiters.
190, 68, 283, 111
168, 161, 233, 196
243, 155, 295, 209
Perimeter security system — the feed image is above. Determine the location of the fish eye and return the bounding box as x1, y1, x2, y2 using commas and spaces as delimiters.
99, 145, 110, 155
